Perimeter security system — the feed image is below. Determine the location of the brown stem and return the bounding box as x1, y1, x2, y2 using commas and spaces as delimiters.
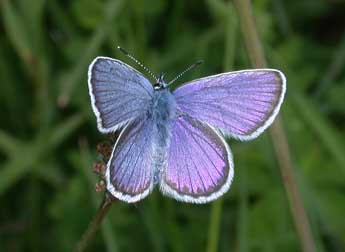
74, 194, 114, 252
233, 0, 316, 251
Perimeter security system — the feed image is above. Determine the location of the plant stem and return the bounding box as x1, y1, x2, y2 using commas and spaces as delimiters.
270, 118, 316, 252
233, 1, 316, 252
75, 194, 114, 252
207, 198, 223, 252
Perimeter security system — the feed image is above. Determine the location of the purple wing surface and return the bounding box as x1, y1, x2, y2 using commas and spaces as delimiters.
173, 69, 286, 140
88, 57, 154, 133
160, 115, 234, 203
105, 117, 155, 203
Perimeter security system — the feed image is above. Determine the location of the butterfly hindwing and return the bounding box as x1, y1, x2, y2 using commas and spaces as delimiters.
160, 114, 234, 203
106, 116, 155, 203
88, 57, 154, 133
173, 69, 286, 140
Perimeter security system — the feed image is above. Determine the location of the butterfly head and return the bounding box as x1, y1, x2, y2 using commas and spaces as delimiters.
154, 73, 168, 90
117, 46, 203, 91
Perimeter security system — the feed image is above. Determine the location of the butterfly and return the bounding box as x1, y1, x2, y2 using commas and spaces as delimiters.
88, 47, 286, 204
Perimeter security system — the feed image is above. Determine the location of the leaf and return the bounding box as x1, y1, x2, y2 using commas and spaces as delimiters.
0, 130, 22, 156
291, 91, 345, 173
1, 0, 33, 64
48, 113, 85, 148
0, 143, 40, 196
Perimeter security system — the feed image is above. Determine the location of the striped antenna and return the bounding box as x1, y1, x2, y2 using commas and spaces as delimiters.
168, 60, 204, 86
117, 46, 158, 82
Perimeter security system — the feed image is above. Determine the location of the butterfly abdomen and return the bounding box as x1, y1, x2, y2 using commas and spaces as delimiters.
151, 89, 176, 184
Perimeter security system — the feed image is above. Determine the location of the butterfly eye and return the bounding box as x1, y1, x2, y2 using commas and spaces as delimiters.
153, 83, 161, 89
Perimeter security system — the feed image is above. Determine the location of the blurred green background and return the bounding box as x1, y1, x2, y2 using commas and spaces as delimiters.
1, 0, 345, 251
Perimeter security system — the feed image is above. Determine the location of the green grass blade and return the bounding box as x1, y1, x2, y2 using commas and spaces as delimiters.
1, 0, 33, 64
291, 91, 345, 172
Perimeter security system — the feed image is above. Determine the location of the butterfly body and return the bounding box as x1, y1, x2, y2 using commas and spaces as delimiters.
150, 87, 176, 184
88, 56, 286, 203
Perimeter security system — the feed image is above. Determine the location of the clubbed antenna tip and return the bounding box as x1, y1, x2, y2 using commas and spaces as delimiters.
117, 46, 129, 55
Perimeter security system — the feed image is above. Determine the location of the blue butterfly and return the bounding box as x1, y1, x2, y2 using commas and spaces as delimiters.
88, 47, 286, 203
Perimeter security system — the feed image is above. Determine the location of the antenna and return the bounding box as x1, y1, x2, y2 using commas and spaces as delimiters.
168, 60, 204, 86
117, 46, 158, 82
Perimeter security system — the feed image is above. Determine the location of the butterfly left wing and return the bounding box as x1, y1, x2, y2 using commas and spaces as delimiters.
88, 57, 154, 133
160, 114, 234, 203
173, 69, 286, 140
106, 116, 155, 203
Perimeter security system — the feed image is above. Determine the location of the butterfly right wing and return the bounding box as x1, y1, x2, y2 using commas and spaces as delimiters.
88, 57, 154, 133
173, 69, 286, 141
106, 116, 155, 203
160, 114, 234, 203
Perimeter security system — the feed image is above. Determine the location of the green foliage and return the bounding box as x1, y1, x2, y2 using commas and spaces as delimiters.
0, 0, 344, 251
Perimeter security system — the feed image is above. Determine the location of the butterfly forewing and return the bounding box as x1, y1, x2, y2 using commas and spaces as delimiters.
160, 115, 234, 203
106, 116, 156, 203
88, 57, 154, 133
173, 69, 286, 140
